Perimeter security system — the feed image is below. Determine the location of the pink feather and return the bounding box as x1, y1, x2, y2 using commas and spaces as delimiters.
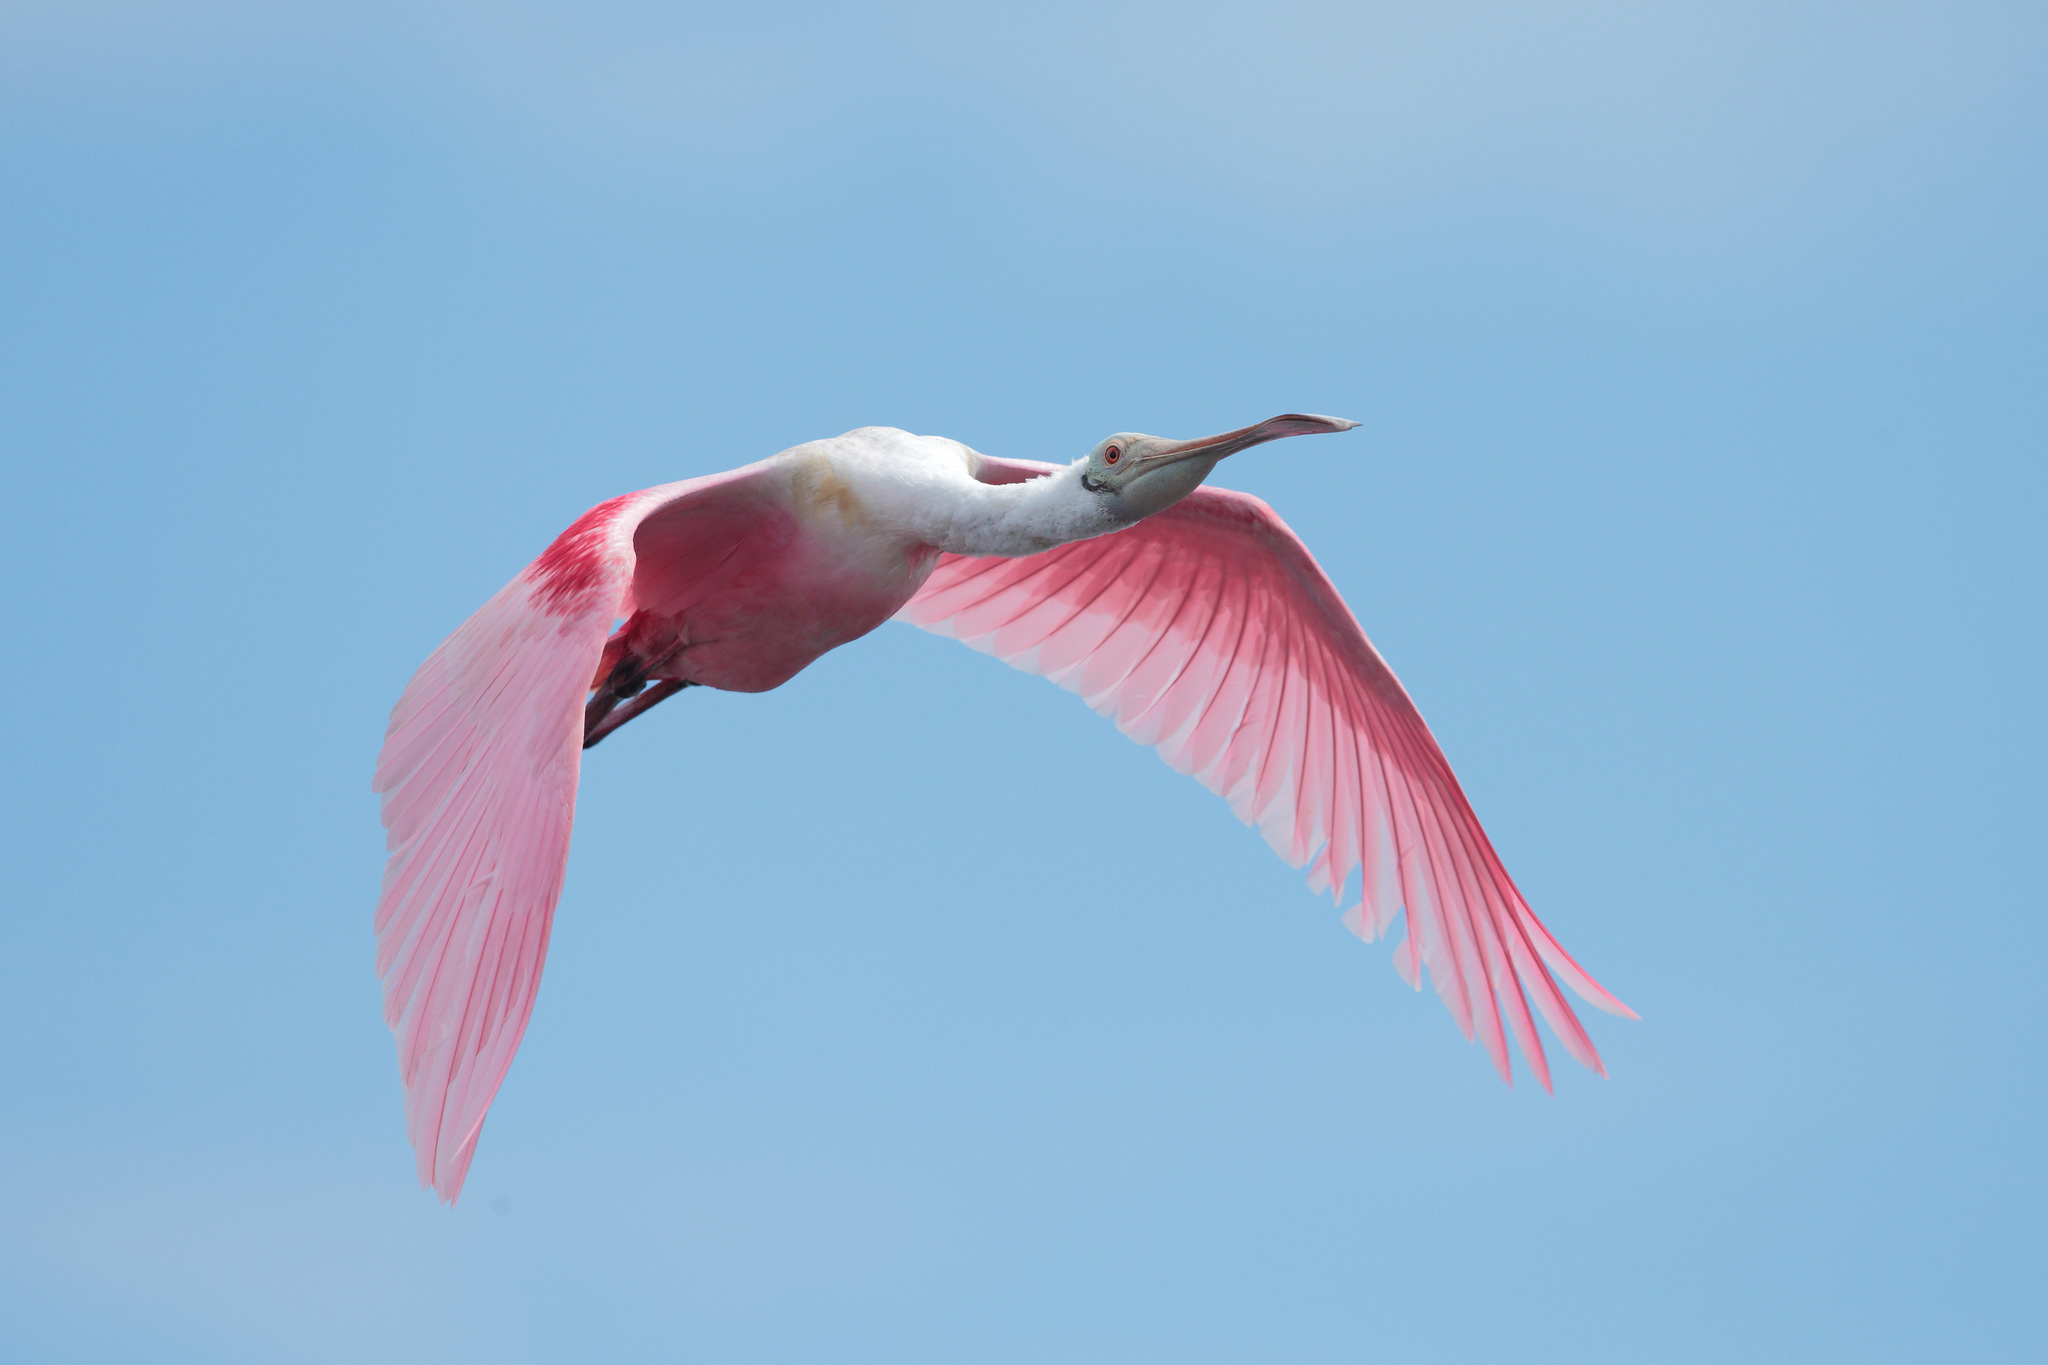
899, 480, 1637, 1088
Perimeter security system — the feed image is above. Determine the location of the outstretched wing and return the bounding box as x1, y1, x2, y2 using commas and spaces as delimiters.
898, 481, 1634, 1087
371, 466, 770, 1201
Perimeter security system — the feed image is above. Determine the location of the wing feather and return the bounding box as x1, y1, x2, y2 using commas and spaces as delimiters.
1115, 548, 1222, 743
899, 484, 1633, 1083
372, 574, 612, 1199
371, 466, 773, 1201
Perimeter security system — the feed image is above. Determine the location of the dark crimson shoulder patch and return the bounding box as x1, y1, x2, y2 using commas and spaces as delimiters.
529, 494, 633, 613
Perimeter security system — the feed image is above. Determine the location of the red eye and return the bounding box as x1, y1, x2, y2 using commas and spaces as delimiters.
1105, 446, 1121, 464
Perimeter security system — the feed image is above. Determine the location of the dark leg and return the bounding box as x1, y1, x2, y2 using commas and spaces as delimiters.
584, 679, 692, 748
583, 648, 694, 749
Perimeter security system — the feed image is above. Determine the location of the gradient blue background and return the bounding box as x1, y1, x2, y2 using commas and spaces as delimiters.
3, 4, 2043, 1361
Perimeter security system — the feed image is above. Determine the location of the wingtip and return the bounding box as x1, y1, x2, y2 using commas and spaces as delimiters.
1392, 936, 1421, 989
432, 1168, 469, 1207
415, 1164, 461, 1206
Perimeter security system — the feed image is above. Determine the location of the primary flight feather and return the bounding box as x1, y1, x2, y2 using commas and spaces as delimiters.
372, 415, 1632, 1201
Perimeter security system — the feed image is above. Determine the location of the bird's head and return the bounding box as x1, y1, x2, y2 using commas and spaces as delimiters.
1078, 413, 1361, 522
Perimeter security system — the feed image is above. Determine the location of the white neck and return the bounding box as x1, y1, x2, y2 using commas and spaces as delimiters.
876, 459, 1128, 558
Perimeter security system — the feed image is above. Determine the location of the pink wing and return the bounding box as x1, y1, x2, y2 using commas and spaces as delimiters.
900, 475, 1635, 1087
371, 467, 770, 1202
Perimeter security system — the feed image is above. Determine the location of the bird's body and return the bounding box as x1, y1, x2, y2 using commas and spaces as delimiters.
547, 428, 1081, 699
373, 415, 1632, 1201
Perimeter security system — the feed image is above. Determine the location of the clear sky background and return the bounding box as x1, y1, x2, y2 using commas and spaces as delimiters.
2, 3, 2043, 1361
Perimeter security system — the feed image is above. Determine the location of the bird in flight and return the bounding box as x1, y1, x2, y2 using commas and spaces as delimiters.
372, 414, 1633, 1201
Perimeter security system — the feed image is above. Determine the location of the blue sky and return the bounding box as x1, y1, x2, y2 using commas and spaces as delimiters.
2, 3, 2043, 1361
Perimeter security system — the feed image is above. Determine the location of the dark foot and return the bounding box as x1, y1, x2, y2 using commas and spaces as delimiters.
583, 650, 693, 749
584, 680, 691, 748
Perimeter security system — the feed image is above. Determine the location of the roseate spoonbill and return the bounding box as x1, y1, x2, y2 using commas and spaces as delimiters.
373, 414, 1633, 1201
